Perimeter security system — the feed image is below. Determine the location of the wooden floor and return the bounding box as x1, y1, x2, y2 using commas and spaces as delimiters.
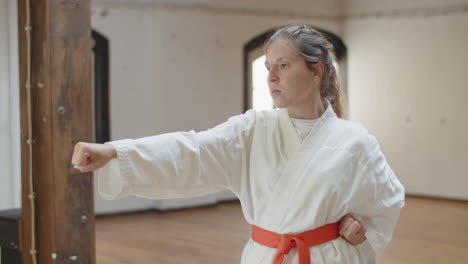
95, 196, 468, 263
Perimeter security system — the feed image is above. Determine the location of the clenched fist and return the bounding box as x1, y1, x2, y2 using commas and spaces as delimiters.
339, 213, 367, 245
71, 142, 117, 173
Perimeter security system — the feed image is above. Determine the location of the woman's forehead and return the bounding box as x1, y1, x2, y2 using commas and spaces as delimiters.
265, 42, 300, 63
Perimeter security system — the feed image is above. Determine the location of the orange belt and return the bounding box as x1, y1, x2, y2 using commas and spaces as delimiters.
251, 222, 340, 264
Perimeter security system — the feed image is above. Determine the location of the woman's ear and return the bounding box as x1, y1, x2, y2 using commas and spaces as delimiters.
308, 62, 325, 80
313, 62, 325, 80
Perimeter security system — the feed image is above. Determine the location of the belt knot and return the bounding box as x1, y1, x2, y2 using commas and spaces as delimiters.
277, 234, 297, 254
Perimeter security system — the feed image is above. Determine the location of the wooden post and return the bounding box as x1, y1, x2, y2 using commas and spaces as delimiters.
18, 0, 95, 263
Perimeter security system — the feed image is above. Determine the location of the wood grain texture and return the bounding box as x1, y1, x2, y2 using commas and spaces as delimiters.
95, 196, 468, 264
18, 0, 32, 262
379, 196, 468, 264
18, 0, 95, 263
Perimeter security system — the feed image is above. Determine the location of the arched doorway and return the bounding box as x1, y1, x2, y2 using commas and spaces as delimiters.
92, 29, 110, 144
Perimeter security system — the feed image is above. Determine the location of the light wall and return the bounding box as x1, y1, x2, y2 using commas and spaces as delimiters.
344, 0, 468, 199
0, 0, 21, 210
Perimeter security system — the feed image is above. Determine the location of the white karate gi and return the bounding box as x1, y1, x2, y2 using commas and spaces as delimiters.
97, 100, 405, 264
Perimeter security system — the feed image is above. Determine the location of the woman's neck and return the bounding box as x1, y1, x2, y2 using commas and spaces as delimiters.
287, 99, 326, 120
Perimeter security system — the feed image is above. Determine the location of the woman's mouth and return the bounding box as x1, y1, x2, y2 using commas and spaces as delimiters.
271, 89, 281, 95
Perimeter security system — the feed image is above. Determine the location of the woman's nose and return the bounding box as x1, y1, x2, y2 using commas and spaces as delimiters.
268, 72, 278, 83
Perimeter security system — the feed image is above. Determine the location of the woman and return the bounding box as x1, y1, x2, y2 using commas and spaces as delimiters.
72, 24, 404, 263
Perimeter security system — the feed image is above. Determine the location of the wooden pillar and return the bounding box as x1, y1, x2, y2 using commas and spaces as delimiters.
18, 0, 95, 263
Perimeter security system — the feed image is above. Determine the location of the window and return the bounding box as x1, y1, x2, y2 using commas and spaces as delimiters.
252, 55, 272, 110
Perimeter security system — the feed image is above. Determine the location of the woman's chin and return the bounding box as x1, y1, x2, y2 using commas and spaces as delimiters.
273, 101, 287, 108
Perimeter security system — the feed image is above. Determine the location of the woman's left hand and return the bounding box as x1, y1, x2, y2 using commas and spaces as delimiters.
339, 213, 367, 245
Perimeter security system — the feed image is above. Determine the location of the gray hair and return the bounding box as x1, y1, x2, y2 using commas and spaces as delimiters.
264, 24, 344, 118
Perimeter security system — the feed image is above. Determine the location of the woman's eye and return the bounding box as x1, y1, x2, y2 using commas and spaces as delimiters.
280, 64, 288, 69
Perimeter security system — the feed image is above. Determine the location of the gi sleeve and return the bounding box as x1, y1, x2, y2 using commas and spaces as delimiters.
352, 133, 405, 262
95, 109, 256, 200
